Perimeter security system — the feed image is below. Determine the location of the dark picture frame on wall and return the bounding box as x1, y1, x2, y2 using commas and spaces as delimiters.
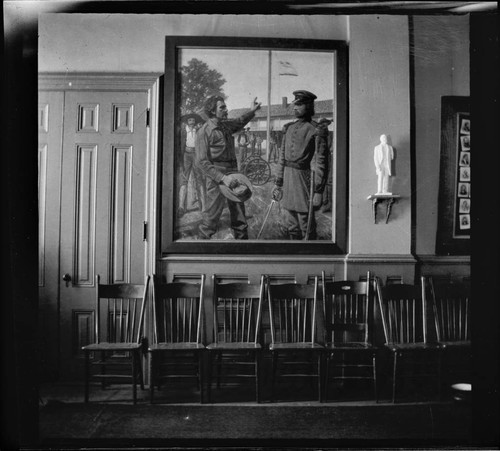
436, 96, 471, 255
160, 36, 347, 255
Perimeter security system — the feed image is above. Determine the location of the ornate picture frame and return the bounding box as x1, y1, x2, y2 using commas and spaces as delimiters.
161, 36, 347, 255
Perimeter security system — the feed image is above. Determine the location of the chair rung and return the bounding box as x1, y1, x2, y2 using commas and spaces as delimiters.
330, 376, 374, 380
212, 360, 255, 366
212, 374, 256, 379
156, 375, 198, 380
329, 364, 373, 368
92, 374, 133, 380
281, 360, 317, 364
91, 360, 133, 366
279, 373, 319, 378
158, 362, 197, 367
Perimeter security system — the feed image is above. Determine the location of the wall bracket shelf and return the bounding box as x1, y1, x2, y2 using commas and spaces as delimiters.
367, 194, 401, 224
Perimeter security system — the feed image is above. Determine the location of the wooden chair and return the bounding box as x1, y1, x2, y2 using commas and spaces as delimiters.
321, 271, 378, 402
385, 275, 404, 285
267, 277, 324, 402
376, 277, 441, 403
206, 275, 265, 403
82, 275, 150, 404
148, 274, 206, 403
428, 276, 471, 387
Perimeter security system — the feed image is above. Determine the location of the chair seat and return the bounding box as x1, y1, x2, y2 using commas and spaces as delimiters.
385, 342, 441, 352
438, 340, 471, 348
325, 342, 376, 351
149, 343, 205, 351
206, 343, 261, 351
269, 342, 323, 351
82, 342, 142, 351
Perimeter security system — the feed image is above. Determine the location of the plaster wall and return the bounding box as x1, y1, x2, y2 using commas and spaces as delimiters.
413, 15, 470, 256
38, 14, 348, 72
348, 15, 411, 255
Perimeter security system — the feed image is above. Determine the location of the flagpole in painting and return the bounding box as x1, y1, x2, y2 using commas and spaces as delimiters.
267, 53, 299, 161
267, 50, 272, 162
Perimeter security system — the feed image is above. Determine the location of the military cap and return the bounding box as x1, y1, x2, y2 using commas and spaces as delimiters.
318, 118, 332, 126
292, 90, 317, 104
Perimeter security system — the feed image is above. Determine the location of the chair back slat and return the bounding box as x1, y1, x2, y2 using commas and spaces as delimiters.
212, 276, 264, 344
95, 275, 150, 345
152, 275, 205, 345
322, 271, 372, 345
376, 277, 427, 345
267, 278, 319, 344
429, 277, 470, 342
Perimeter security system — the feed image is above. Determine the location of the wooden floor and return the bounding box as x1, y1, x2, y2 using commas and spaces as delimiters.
38, 380, 473, 448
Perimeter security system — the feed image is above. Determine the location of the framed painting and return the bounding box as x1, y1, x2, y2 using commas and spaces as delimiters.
436, 96, 471, 255
161, 36, 347, 255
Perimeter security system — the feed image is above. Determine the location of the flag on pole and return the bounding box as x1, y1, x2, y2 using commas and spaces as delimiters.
278, 60, 298, 76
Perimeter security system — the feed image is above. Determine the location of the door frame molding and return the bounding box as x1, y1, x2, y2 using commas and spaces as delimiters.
39, 72, 162, 280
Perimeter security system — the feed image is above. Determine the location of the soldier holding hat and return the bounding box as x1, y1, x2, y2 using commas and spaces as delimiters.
272, 90, 329, 240
195, 95, 261, 239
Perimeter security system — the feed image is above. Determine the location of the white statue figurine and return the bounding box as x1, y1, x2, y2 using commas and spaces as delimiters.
373, 134, 394, 194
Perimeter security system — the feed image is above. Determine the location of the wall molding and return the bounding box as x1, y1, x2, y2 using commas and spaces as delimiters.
38, 72, 162, 91
416, 254, 470, 265
159, 254, 347, 264
345, 253, 417, 264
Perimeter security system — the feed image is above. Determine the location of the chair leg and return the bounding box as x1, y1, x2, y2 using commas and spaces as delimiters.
436, 349, 443, 401
149, 352, 155, 404
198, 351, 204, 404
392, 352, 398, 404
324, 353, 330, 403
207, 352, 212, 403
101, 351, 106, 389
138, 352, 145, 390
196, 352, 201, 392
271, 351, 278, 402
309, 355, 315, 390
255, 350, 260, 404
84, 351, 90, 403
216, 352, 222, 388
132, 352, 138, 405
317, 352, 323, 403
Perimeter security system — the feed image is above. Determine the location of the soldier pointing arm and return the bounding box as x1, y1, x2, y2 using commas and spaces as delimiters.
195, 95, 261, 240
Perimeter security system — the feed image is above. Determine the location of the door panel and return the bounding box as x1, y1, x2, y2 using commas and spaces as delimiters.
58, 90, 148, 380
38, 91, 64, 381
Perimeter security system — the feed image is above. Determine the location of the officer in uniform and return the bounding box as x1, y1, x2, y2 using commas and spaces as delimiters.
195, 95, 261, 239
272, 90, 328, 240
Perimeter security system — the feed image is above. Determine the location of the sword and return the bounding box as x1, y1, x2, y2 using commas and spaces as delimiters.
304, 169, 315, 240
257, 199, 277, 239
305, 132, 322, 240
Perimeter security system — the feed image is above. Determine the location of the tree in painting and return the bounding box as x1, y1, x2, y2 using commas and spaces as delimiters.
180, 58, 227, 116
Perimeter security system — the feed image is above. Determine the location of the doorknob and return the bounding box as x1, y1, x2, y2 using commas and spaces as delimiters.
62, 273, 72, 286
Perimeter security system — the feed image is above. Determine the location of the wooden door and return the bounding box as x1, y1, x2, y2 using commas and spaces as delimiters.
58, 90, 149, 380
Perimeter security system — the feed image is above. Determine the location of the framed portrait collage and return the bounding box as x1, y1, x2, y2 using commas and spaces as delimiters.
455, 113, 471, 236
436, 96, 471, 255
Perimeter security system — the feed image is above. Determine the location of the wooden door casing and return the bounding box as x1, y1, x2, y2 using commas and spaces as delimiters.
39, 74, 159, 382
